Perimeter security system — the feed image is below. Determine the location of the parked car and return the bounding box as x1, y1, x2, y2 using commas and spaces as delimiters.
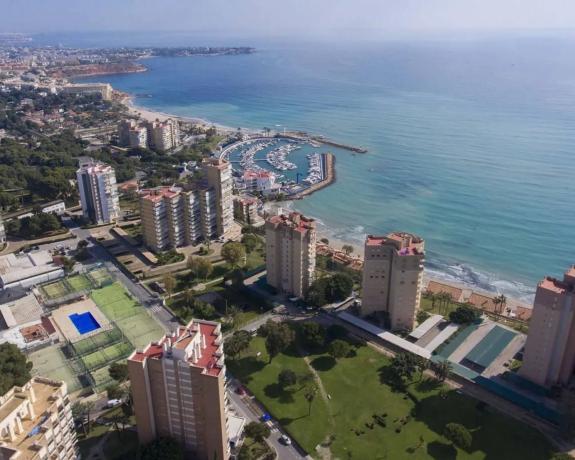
280, 435, 292, 446
235, 386, 246, 396
106, 399, 122, 408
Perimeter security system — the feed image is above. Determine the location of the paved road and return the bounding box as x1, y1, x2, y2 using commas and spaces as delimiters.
227, 382, 306, 460
62, 217, 179, 332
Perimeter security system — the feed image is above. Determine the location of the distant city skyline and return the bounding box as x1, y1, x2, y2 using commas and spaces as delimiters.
1, 0, 575, 37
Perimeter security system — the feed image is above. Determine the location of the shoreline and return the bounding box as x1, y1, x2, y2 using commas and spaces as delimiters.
113, 83, 535, 310
316, 229, 534, 314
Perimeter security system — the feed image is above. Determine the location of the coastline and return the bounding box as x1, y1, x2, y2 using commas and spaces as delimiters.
113, 83, 535, 311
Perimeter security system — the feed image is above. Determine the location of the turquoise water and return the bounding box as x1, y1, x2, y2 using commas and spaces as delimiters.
78, 37, 575, 300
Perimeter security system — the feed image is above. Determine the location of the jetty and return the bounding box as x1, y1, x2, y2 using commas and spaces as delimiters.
290, 152, 335, 199
311, 136, 367, 153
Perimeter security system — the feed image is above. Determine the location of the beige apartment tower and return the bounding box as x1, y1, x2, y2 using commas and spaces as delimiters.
139, 159, 233, 253
128, 320, 230, 460
0, 377, 78, 460
361, 233, 425, 331
520, 266, 575, 388
265, 212, 316, 298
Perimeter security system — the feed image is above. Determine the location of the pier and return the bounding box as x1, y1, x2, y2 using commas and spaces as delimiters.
289, 152, 335, 199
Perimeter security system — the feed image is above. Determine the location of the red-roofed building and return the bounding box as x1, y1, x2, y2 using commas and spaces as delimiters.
520, 266, 575, 387
128, 319, 231, 460
265, 212, 316, 298
361, 232, 425, 331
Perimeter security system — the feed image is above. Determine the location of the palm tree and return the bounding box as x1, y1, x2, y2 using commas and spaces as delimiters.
493, 294, 507, 315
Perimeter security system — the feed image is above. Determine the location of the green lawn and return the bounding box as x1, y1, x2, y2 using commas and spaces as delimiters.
229, 337, 554, 460
81, 342, 133, 371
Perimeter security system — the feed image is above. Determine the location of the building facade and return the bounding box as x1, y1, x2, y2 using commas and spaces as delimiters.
361, 233, 425, 331
76, 159, 121, 225
61, 83, 112, 101
0, 377, 78, 460
147, 119, 180, 152
233, 196, 259, 225
139, 159, 233, 253
128, 320, 230, 460
520, 266, 575, 388
265, 212, 316, 298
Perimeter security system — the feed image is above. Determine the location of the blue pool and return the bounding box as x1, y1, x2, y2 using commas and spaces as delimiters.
69, 312, 101, 335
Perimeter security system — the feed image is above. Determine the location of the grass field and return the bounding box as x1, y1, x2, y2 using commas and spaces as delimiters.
91, 283, 165, 349
28, 346, 83, 392
41, 281, 69, 299
228, 337, 554, 460
41, 271, 110, 301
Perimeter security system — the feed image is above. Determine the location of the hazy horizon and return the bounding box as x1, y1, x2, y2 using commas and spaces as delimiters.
1, 0, 575, 39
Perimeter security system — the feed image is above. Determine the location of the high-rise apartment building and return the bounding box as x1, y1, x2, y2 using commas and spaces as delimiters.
147, 119, 180, 152
0, 377, 78, 460
139, 159, 233, 253
361, 233, 425, 331
233, 196, 259, 225
202, 158, 233, 238
128, 319, 230, 460
265, 212, 316, 298
76, 159, 121, 224
119, 120, 148, 149
520, 266, 575, 388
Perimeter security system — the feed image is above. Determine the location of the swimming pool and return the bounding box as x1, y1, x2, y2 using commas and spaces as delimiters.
69, 312, 101, 335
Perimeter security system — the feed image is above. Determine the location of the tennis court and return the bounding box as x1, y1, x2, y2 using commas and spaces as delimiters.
81, 341, 133, 371
67, 274, 92, 292
91, 283, 165, 349
463, 325, 517, 370
40, 281, 69, 300
87, 267, 113, 286
28, 346, 83, 393
435, 323, 480, 359
72, 328, 124, 356
90, 365, 115, 391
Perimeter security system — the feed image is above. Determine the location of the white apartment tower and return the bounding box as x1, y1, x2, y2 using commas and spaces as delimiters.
76, 159, 121, 224
265, 212, 316, 298
147, 119, 180, 152
361, 233, 425, 331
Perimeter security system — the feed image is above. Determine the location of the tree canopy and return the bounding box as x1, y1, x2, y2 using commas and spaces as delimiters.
187, 256, 213, 280
449, 305, 481, 324
138, 437, 184, 460
244, 421, 271, 442
328, 339, 351, 360
298, 322, 326, 350
444, 423, 472, 450
258, 320, 295, 362
108, 362, 129, 382
221, 242, 246, 268
0, 343, 32, 395
306, 272, 354, 307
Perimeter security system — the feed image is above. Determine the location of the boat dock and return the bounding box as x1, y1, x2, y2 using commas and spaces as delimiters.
289, 152, 335, 199
312, 137, 368, 153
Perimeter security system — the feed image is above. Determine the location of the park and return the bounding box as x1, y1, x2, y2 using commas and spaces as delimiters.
228, 326, 554, 460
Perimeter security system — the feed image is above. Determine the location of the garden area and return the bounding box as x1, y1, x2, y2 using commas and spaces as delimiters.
227, 324, 555, 460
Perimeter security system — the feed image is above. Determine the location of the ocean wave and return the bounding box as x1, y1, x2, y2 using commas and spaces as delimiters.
424, 259, 535, 303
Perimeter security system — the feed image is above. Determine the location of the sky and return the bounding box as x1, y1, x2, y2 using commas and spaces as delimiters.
1, 0, 575, 38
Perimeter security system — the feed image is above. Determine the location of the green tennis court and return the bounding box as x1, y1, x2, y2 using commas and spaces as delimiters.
81, 341, 133, 371
91, 283, 165, 349
87, 268, 113, 286
40, 281, 70, 299
28, 346, 83, 392
464, 325, 517, 370
71, 328, 124, 356
67, 274, 92, 292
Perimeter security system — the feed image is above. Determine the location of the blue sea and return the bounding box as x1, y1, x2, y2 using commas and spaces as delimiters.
52, 31, 575, 301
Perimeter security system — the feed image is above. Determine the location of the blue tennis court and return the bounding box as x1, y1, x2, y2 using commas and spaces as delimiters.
69, 312, 101, 335
464, 325, 516, 370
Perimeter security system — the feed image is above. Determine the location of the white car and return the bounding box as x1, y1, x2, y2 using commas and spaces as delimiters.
106, 399, 122, 408
280, 435, 292, 446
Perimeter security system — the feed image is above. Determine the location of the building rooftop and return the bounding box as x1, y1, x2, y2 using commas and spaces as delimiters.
366, 232, 424, 255
76, 159, 114, 175
539, 277, 570, 295
203, 157, 229, 171
130, 320, 223, 377
267, 212, 315, 234
0, 378, 67, 460
140, 186, 182, 203
243, 170, 273, 180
